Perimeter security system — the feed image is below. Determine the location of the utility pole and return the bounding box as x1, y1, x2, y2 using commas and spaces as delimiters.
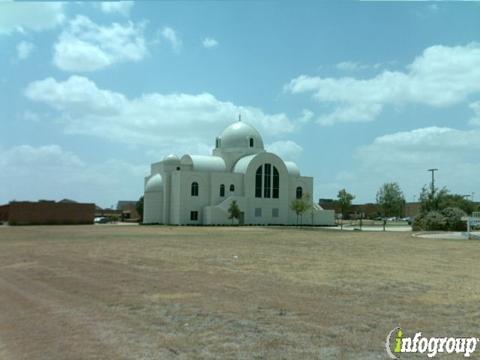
427, 168, 438, 194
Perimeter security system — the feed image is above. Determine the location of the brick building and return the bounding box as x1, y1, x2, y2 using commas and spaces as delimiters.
116, 201, 140, 221
0, 201, 95, 225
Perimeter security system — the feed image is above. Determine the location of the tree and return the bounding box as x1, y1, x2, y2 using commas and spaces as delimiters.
337, 189, 355, 220
376, 182, 405, 218
418, 183, 475, 215
413, 183, 475, 231
290, 194, 312, 226
136, 196, 144, 222
418, 185, 449, 214
228, 200, 241, 225
439, 194, 475, 215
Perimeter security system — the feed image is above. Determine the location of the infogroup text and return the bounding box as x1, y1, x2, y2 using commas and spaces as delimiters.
386, 327, 478, 358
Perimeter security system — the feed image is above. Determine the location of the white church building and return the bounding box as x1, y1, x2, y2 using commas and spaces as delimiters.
143, 121, 335, 226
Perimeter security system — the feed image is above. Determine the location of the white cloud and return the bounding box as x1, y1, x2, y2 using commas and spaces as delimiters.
317, 103, 382, 126
0, 144, 147, 208
298, 109, 314, 123
53, 15, 147, 72
161, 27, 182, 52
98, 1, 134, 16
24, 76, 295, 149
351, 127, 480, 200
266, 140, 303, 161
317, 126, 480, 203
286, 43, 480, 125
469, 101, 480, 126
202, 37, 218, 49
0, 144, 83, 169
16, 41, 34, 60
357, 127, 480, 162
336, 61, 361, 71
0, 1, 65, 34
335, 61, 381, 71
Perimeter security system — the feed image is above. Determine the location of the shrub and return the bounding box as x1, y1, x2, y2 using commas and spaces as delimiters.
412, 215, 425, 231
413, 208, 468, 231
412, 211, 448, 231
441, 207, 467, 231
423, 211, 447, 231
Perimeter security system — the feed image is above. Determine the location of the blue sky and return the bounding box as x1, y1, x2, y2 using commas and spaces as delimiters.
1, 1, 479, 208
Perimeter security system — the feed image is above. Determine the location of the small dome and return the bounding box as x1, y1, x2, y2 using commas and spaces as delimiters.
163, 154, 179, 164
284, 161, 300, 177
218, 122, 264, 150
145, 174, 163, 192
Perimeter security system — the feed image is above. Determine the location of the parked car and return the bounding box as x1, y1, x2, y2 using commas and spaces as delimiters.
94, 217, 109, 224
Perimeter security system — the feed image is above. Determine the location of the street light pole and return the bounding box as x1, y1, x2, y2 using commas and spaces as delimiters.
427, 168, 438, 194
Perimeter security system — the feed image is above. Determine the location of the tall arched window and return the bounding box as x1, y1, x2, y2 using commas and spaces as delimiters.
191, 182, 199, 196
264, 164, 271, 198
230, 184, 235, 192
255, 164, 280, 199
296, 186, 303, 199
249, 138, 254, 147
272, 167, 279, 198
220, 184, 225, 197
255, 166, 263, 198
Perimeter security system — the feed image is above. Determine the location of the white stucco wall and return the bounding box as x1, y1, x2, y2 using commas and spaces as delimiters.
143, 122, 335, 226
177, 171, 210, 225
143, 190, 163, 224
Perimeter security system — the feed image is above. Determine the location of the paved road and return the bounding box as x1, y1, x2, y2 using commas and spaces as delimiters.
325, 225, 412, 232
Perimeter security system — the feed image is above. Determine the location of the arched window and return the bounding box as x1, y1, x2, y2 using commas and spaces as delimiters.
264, 164, 271, 198
296, 186, 303, 199
249, 138, 254, 147
191, 182, 199, 196
220, 184, 225, 197
272, 167, 279, 198
255, 166, 262, 198
255, 164, 280, 199
230, 184, 235, 192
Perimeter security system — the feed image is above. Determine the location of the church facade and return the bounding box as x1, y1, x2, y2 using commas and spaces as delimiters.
143, 121, 335, 225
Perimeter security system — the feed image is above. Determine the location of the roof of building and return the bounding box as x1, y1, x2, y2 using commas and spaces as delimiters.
233, 154, 300, 176
116, 200, 138, 210
284, 161, 300, 176
181, 155, 226, 172
145, 174, 163, 193
58, 198, 78, 203
218, 121, 264, 150
232, 154, 256, 174
163, 154, 180, 164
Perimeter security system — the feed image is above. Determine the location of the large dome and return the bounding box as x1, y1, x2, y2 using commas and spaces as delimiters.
218, 121, 264, 150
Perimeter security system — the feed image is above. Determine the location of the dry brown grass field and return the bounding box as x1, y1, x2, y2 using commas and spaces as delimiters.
0, 225, 479, 359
